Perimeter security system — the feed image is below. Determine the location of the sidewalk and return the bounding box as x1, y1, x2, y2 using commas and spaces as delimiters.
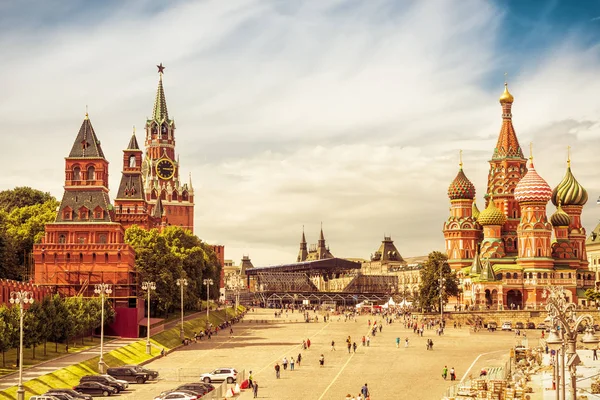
534, 349, 600, 399
0, 338, 138, 391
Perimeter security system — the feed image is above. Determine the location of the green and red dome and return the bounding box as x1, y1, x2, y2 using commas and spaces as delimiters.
448, 168, 476, 200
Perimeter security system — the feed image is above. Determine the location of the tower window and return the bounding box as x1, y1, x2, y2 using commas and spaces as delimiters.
58, 234, 66, 244
66, 253, 71, 263
73, 167, 81, 181
129, 155, 136, 168
98, 234, 107, 244
87, 166, 95, 181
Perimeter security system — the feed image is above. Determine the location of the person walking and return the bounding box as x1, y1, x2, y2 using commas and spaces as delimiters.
361, 383, 370, 398
282, 357, 288, 370
450, 367, 456, 381
274, 363, 281, 378
396, 337, 400, 348
331, 340, 336, 351
353, 342, 357, 353
404, 337, 409, 348
290, 357, 295, 370
319, 354, 325, 367
362, 336, 366, 346
347, 341, 352, 353
366, 336, 370, 347
442, 366, 448, 380
253, 381, 259, 398
297, 353, 302, 366
307, 338, 311, 349
248, 371, 254, 388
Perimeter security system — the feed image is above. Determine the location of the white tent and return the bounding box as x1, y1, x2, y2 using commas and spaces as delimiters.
398, 299, 412, 307
387, 297, 396, 306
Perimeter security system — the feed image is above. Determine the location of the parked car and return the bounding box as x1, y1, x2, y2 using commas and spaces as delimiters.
537, 323, 546, 330
175, 383, 214, 396
72, 382, 117, 397
124, 364, 159, 380
79, 375, 125, 393
487, 322, 497, 331
107, 367, 149, 384
43, 393, 75, 400
200, 367, 238, 384
515, 322, 524, 330
154, 391, 200, 400
100, 374, 129, 389
30, 397, 61, 400
501, 322, 512, 331
526, 322, 536, 329
45, 389, 92, 400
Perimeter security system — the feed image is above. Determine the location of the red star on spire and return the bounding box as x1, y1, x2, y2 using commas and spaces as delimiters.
157, 63, 166, 74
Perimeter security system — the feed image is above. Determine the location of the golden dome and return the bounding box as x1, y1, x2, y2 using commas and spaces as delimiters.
499, 83, 514, 104
478, 198, 507, 226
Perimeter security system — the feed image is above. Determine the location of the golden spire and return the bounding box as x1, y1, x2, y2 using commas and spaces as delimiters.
567, 145, 571, 167
133, 125, 136, 135
499, 73, 514, 104
85, 105, 89, 120
459, 150, 463, 169
529, 142, 533, 161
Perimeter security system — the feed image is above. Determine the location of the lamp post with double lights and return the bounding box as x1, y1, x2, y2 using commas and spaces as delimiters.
10, 291, 34, 400
94, 283, 112, 373
544, 285, 599, 400
176, 278, 188, 341
203, 278, 214, 321
142, 281, 156, 354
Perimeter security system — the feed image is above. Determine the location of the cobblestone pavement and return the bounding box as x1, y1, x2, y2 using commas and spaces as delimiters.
104, 309, 521, 400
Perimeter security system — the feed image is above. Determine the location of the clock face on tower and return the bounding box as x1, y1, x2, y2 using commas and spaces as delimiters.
156, 158, 175, 180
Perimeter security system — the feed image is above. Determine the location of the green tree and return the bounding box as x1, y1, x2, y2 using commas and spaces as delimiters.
38, 295, 56, 356
49, 295, 67, 352
23, 301, 43, 359
585, 289, 600, 305
416, 251, 460, 313
0, 305, 17, 367
0, 187, 54, 213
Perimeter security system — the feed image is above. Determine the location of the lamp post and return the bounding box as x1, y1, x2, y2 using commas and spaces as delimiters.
142, 281, 156, 355
10, 291, 34, 400
438, 274, 446, 323
544, 285, 599, 400
203, 278, 214, 322
94, 283, 112, 373
176, 278, 188, 341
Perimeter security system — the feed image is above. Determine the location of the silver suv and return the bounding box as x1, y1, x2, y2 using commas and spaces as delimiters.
200, 368, 237, 384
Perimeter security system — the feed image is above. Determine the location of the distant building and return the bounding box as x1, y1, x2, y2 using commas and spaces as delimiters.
297, 225, 334, 262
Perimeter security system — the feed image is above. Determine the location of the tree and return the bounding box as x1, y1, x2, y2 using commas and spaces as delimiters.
23, 301, 43, 359
49, 295, 67, 353
585, 289, 600, 305
0, 305, 17, 367
0, 187, 54, 213
38, 295, 56, 355
416, 251, 460, 313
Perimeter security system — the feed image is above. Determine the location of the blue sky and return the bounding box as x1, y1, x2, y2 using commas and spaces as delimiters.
1, 0, 600, 265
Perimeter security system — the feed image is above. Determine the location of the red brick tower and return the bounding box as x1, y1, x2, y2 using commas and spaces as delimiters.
32, 114, 139, 336
486, 83, 528, 257
142, 64, 194, 232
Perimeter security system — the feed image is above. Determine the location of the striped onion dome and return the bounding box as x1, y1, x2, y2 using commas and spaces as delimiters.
478, 199, 507, 226
550, 203, 571, 227
514, 161, 552, 203
448, 168, 476, 200
472, 202, 481, 220
551, 165, 588, 206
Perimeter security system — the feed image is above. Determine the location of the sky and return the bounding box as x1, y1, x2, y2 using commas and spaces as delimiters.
2, 0, 600, 267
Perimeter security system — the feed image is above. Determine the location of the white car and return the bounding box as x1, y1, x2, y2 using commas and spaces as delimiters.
200, 368, 238, 384
153, 391, 199, 400
501, 322, 512, 331
100, 374, 129, 390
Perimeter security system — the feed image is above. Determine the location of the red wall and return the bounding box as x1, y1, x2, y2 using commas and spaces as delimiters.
106, 306, 141, 338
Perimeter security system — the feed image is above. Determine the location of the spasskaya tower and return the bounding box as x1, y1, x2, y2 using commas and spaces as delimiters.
142, 63, 194, 231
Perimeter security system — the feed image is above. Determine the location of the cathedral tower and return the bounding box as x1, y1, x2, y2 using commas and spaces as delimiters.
142, 64, 194, 231
297, 227, 308, 262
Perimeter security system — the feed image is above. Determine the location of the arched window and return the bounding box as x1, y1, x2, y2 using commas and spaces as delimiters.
560, 273, 564, 279
92, 253, 96, 264
182, 191, 188, 201
172, 191, 178, 201
568, 273, 572, 279
129, 155, 136, 168
66, 253, 71, 263
578, 273, 581, 280
87, 166, 95, 181
73, 167, 81, 180
543, 273, 548, 279
513, 273, 518, 279
588, 274, 592, 280
117, 253, 121, 262
58, 234, 66, 244
79, 253, 83, 262
161, 123, 168, 138
151, 190, 158, 200
161, 190, 167, 200
41, 253, 45, 263
104, 253, 109, 263
537, 272, 541, 279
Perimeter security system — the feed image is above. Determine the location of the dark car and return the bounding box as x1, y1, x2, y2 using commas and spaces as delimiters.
73, 382, 117, 397
80, 375, 125, 393
45, 389, 91, 400
124, 364, 159, 380
515, 322, 524, 330
107, 367, 149, 384
486, 322, 497, 331
176, 383, 214, 396
526, 322, 535, 329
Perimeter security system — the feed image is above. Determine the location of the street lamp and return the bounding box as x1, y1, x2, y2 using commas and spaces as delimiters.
142, 281, 156, 354
544, 285, 599, 400
176, 278, 188, 341
94, 283, 112, 373
10, 291, 34, 400
203, 278, 214, 322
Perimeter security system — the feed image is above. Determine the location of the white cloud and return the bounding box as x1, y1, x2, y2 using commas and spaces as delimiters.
1, 0, 600, 266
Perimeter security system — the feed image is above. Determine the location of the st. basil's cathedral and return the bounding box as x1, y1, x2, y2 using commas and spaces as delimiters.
444, 83, 594, 310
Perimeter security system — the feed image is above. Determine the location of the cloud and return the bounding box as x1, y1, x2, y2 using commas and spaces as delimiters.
1, 0, 600, 266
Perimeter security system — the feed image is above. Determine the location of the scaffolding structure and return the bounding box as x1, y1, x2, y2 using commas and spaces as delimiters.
256, 272, 319, 293
343, 274, 397, 293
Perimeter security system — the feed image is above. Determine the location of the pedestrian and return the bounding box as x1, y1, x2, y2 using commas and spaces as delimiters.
253, 381, 259, 398
274, 362, 281, 378
450, 367, 456, 381
442, 365, 448, 380
161, 348, 166, 357
396, 337, 400, 348
594, 348, 598, 361
248, 371, 254, 388
319, 354, 325, 367
290, 357, 295, 370
297, 353, 302, 366
361, 383, 370, 398
404, 337, 409, 348
302, 340, 307, 350
347, 342, 352, 353
366, 336, 370, 347
353, 342, 357, 353
362, 336, 366, 346
331, 340, 336, 351
307, 338, 311, 349
283, 357, 288, 370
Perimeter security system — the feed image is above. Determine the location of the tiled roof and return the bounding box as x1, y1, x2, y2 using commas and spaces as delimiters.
448, 168, 476, 200
152, 197, 164, 218
116, 174, 144, 200
68, 117, 106, 159
492, 118, 523, 160
55, 190, 113, 222
152, 76, 169, 123
514, 161, 552, 203
551, 165, 588, 207
127, 133, 141, 150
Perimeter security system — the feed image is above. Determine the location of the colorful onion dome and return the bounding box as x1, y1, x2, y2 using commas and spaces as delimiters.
499, 82, 514, 104
514, 160, 552, 203
550, 203, 571, 227
551, 164, 588, 207
448, 168, 476, 200
472, 202, 481, 220
478, 199, 507, 226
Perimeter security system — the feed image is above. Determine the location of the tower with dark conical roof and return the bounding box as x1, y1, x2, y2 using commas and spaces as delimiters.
142, 64, 194, 232
297, 227, 308, 262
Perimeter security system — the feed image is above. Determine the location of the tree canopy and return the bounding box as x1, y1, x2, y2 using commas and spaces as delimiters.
416, 251, 460, 313
0, 187, 55, 213
125, 225, 222, 316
